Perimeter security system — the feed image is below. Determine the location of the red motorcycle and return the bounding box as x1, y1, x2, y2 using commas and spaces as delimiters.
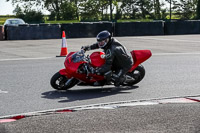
50, 49, 152, 90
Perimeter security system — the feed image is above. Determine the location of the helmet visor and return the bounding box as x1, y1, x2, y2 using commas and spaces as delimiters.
98, 40, 107, 48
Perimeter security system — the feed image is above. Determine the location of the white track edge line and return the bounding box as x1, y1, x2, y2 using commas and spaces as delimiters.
0, 95, 200, 119
0, 57, 55, 61
0, 52, 200, 62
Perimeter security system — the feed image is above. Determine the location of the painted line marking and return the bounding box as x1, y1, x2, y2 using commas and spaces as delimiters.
157, 98, 197, 104
185, 97, 200, 102
0, 52, 199, 62
0, 57, 55, 62
133, 36, 200, 43
1, 95, 200, 120
153, 52, 200, 56
0, 90, 8, 94
0, 119, 16, 123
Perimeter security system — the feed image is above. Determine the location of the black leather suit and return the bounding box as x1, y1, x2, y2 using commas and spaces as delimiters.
86, 38, 133, 83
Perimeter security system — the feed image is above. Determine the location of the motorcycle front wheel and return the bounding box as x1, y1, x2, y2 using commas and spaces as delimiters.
124, 65, 145, 86
50, 72, 78, 90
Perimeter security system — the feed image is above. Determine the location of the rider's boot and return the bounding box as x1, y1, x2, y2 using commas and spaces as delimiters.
104, 70, 113, 85
112, 70, 126, 87
114, 76, 125, 87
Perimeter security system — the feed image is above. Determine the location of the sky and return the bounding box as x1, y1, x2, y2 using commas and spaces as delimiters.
0, 0, 15, 15
0, 0, 50, 15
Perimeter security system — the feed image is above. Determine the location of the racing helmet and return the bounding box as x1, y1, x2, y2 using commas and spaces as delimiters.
96, 30, 111, 48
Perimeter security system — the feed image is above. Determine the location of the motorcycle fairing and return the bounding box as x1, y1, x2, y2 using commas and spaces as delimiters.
59, 68, 72, 78
89, 51, 105, 67
59, 51, 85, 79
129, 50, 152, 72
59, 50, 151, 84
61, 51, 105, 83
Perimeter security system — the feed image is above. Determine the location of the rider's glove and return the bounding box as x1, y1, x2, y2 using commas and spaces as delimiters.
81, 46, 90, 52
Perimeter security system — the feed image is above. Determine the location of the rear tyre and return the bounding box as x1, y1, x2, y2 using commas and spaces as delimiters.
124, 65, 145, 86
50, 72, 78, 90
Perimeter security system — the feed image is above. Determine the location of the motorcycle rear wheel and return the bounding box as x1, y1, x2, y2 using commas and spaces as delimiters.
124, 65, 145, 86
50, 72, 78, 90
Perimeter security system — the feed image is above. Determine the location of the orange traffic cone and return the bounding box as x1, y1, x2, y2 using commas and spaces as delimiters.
57, 31, 68, 57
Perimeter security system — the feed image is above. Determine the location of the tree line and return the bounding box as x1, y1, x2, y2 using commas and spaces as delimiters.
7, 0, 200, 23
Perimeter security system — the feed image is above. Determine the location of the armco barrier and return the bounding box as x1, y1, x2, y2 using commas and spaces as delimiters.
6, 24, 61, 40
6, 25, 18, 40
39, 24, 61, 39
164, 20, 200, 35
0, 25, 4, 40
61, 22, 113, 38
5, 21, 200, 40
115, 22, 164, 36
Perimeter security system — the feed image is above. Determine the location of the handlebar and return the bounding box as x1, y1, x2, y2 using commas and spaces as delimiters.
80, 49, 86, 53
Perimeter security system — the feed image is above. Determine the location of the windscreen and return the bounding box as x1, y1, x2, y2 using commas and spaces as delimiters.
71, 51, 85, 63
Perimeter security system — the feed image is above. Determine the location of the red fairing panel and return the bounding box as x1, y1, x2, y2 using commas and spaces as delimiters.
59, 69, 72, 78
66, 52, 75, 59
64, 52, 87, 77
90, 52, 106, 67
59, 51, 81, 79
129, 50, 152, 72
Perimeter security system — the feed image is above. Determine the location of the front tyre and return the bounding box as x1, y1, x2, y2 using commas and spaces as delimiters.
50, 72, 78, 90
124, 65, 145, 86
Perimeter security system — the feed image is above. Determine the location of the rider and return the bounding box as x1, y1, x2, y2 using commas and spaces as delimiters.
82, 30, 133, 87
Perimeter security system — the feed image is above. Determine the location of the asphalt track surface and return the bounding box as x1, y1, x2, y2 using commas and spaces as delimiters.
0, 35, 200, 132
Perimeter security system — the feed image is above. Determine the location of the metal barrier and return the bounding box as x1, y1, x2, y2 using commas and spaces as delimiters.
115, 22, 164, 36
0, 26, 4, 40
164, 20, 200, 35
5, 20, 200, 40
6, 24, 61, 40
61, 22, 113, 38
